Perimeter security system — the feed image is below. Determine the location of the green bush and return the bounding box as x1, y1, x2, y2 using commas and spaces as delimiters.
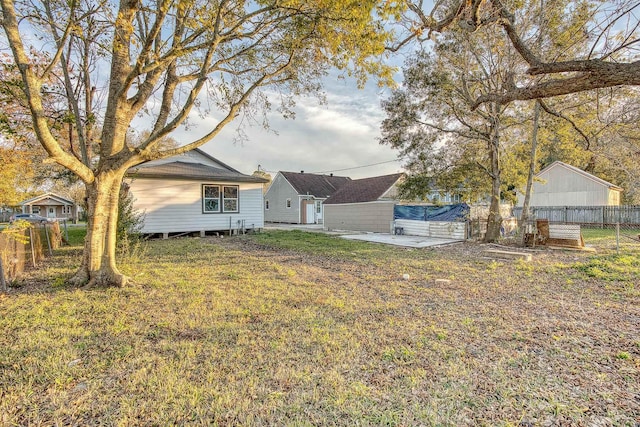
117, 183, 145, 254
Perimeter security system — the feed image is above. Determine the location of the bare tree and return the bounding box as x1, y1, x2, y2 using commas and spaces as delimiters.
1, 0, 394, 287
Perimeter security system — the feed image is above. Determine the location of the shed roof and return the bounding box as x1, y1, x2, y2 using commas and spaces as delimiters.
128, 161, 268, 183
280, 171, 351, 198
324, 173, 404, 205
539, 161, 623, 191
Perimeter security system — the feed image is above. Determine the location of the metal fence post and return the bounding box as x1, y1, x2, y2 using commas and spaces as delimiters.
616, 222, 620, 255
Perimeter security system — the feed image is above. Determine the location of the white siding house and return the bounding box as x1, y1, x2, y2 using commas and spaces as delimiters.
126, 149, 267, 236
516, 161, 622, 207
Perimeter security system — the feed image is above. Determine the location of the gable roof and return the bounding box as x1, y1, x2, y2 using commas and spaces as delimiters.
539, 161, 623, 191
190, 148, 242, 173
324, 173, 404, 204
20, 193, 75, 206
280, 171, 351, 198
128, 161, 267, 183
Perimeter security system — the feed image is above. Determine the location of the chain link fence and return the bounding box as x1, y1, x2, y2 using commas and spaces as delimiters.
0, 222, 65, 288
580, 224, 640, 255
507, 206, 640, 255
469, 215, 639, 255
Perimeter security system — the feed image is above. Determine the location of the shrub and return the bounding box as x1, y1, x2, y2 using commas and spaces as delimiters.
117, 183, 145, 254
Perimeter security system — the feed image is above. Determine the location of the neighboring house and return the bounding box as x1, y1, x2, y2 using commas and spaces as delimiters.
323, 173, 404, 233
18, 193, 79, 222
126, 149, 268, 237
516, 161, 623, 207
425, 190, 463, 205
264, 171, 351, 224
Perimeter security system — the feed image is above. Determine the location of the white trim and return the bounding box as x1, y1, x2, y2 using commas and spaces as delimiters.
325, 200, 395, 207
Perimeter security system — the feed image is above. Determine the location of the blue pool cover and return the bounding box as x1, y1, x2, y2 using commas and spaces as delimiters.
394, 203, 470, 222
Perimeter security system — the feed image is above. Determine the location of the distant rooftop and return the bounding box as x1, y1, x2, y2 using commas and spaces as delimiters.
324, 173, 404, 204
280, 171, 351, 198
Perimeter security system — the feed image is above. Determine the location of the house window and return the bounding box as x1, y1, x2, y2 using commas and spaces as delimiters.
32, 207, 41, 214
62, 205, 71, 214
203, 185, 221, 212
202, 184, 240, 213
316, 200, 321, 213
223, 186, 238, 212
265, 200, 270, 210
286, 198, 291, 208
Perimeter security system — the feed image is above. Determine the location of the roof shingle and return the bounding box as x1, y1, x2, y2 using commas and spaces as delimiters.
280, 172, 351, 197
323, 173, 404, 204
128, 161, 268, 183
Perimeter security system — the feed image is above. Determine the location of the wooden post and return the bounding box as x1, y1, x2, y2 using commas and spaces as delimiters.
0, 256, 6, 292
44, 224, 53, 256
616, 222, 620, 255
29, 227, 36, 267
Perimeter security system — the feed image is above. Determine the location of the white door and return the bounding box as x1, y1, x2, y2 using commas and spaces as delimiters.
48, 207, 56, 218
315, 201, 323, 223
305, 203, 315, 224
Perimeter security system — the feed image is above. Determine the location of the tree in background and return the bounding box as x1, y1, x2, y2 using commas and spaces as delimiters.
385, 0, 640, 241
252, 167, 272, 194
0, 146, 36, 207
1, 0, 395, 287
381, 23, 526, 242
1, 51, 86, 204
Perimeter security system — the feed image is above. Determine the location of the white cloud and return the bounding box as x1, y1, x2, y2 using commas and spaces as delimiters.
167, 74, 404, 179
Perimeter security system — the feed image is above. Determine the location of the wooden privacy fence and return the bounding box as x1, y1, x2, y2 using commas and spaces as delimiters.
513, 205, 640, 226
0, 222, 63, 287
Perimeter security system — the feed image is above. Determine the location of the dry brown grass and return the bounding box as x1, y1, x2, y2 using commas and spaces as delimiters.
0, 230, 638, 426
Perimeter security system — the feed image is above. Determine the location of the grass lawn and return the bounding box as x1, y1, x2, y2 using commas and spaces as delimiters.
1, 230, 639, 425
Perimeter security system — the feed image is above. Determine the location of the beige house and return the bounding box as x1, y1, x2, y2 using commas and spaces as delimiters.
517, 161, 622, 207
19, 193, 79, 222
323, 173, 404, 233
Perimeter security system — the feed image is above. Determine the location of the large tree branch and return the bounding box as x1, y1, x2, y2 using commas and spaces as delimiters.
44, 1, 91, 166
472, 61, 640, 107
386, 0, 465, 52
0, 0, 93, 183
100, 0, 138, 157
131, 53, 296, 167
470, 0, 640, 106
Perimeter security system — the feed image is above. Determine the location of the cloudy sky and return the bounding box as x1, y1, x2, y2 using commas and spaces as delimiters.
174, 74, 406, 180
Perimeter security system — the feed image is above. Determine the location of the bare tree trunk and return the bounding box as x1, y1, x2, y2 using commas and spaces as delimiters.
70, 170, 127, 287
484, 113, 502, 243
519, 100, 540, 243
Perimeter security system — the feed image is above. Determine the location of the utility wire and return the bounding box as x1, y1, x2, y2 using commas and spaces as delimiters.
309, 158, 404, 174
259, 158, 405, 175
